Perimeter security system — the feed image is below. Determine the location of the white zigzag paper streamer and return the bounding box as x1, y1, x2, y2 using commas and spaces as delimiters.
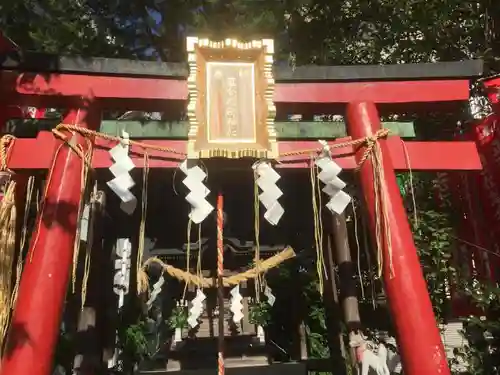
264, 285, 276, 306
188, 288, 206, 328
315, 141, 352, 215
253, 162, 284, 225
113, 238, 132, 297
146, 276, 165, 309
179, 160, 213, 224
107, 131, 137, 215
230, 285, 244, 323
109, 238, 132, 369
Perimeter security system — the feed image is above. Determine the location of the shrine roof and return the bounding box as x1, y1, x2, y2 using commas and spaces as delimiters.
0, 52, 484, 82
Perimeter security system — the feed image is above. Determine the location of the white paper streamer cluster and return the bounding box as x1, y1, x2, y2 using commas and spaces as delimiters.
264, 285, 276, 306
315, 140, 351, 215
146, 276, 165, 310
230, 285, 244, 323
179, 160, 214, 224
109, 238, 132, 369
113, 239, 132, 301
188, 289, 206, 328
253, 162, 284, 225
107, 131, 137, 215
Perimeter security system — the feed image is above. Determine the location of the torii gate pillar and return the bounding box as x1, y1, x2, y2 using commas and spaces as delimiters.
1, 108, 99, 375
346, 102, 450, 375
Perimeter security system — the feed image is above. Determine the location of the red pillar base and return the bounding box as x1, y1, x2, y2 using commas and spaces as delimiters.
346, 102, 450, 375
1, 108, 99, 375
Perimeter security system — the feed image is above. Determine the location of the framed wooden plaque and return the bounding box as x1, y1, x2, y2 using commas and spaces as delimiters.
186, 37, 278, 159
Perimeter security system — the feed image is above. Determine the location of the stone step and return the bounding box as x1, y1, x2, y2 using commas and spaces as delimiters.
195, 318, 242, 338
166, 355, 269, 372
195, 300, 244, 338
170, 336, 265, 357
140, 362, 307, 375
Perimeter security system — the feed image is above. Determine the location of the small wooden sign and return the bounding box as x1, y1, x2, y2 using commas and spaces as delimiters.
186, 37, 278, 159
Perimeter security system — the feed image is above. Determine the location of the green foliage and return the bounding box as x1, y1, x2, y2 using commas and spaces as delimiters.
305, 313, 330, 361
118, 320, 150, 364
4, 0, 499, 73
167, 305, 189, 330
412, 209, 455, 322
400, 171, 500, 374
270, 261, 330, 362
298, 264, 331, 361
451, 283, 500, 375
398, 172, 455, 323
248, 300, 272, 327
287, 0, 491, 66
0, 0, 131, 57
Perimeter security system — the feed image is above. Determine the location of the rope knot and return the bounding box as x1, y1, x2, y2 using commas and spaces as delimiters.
356, 128, 390, 170
52, 124, 70, 142
365, 128, 390, 149
0, 135, 16, 174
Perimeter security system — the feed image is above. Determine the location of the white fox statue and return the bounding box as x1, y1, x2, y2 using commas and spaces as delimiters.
350, 333, 390, 375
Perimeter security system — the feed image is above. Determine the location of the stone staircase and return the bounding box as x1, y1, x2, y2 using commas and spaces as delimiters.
165, 299, 268, 372
193, 299, 252, 338
140, 363, 306, 375
138, 295, 310, 375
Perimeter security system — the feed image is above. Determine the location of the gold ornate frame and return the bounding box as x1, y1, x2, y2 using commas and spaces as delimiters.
186, 37, 278, 159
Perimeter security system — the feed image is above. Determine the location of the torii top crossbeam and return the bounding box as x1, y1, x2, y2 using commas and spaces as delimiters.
0, 53, 484, 171
0, 53, 483, 107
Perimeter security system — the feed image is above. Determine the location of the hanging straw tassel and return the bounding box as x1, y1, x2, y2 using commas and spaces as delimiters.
0, 134, 18, 355
0, 178, 17, 354
137, 154, 150, 295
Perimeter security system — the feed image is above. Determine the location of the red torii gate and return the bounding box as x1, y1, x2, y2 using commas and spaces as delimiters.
0, 54, 483, 375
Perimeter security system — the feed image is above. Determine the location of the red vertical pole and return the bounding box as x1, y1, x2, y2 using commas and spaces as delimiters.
1, 108, 99, 375
346, 102, 450, 375
216, 193, 225, 375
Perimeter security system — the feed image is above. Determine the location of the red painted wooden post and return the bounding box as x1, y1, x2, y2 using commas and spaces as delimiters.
345, 101, 450, 375
0, 108, 99, 375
